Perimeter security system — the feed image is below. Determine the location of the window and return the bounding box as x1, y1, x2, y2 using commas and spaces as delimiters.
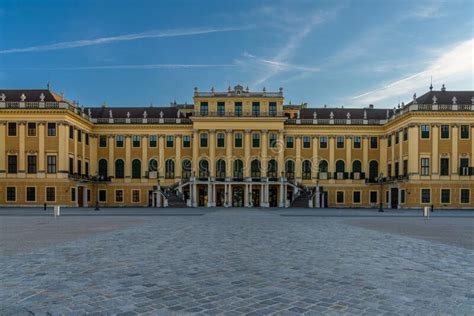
252, 133, 260, 148
460, 189, 470, 203
286, 136, 294, 148
440, 158, 449, 176
403, 159, 408, 176
395, 132, 399, 144
370, 191, 378, 204
319, 160, 328, 173
234, 160, 243, 178
460, 158, 469, 175
47, 123, 56, 136
302, 160, 312, 180
460, 125, 469, 139
269, 102, 277, 116
69, 126, 74, 139
115, 159, 124, 178
353, 191, 361, 204
336, 136, 344, 148
421, 188, 430, 203
69, 157, 74, 174
320, 136, 328, 148
336, 191, 344, 203
27, 122, 36, 136
183, 135, 191, 148
77, 160, 82, 175
252, 102, 260, 116
421, 158, 430, 176
165, 160, 175, 179
441, 189, 450, 204
369, 161, 379, 180
400, 190, 406, 204
251, 160, 261, 178
285, 160, 295, 179
217, 102, 225, 116
200, 133, 208, 147
87, 189, 91, 202
217, 133, 225, 148
132, 190, 140, 203
370, 137, 378, 149
46, 155, 56, 173
303, 136, 311, 149
115, 190, 124, 202
166, 135, 174, 148
387, 163, 391, 176
234, 102, 242, 116
267, 159, 277, 178
116, 135, 124, 147
46, 187, 55, 202
394, 162, 399, 177
99, 135, 107, 147
8, 122, 17, 136
7, 187, 16, 202
99, 190, 107, 202
85, 162, 89, 176
77, 130, 82, 142
26, 187, 36, 202
352, 160, 362, 173
269, 133, 277, 148
27, 155, 37, 173
234, 133, 242, 148
148, 159, 158, 172
421, 125, 430, 139
440, 125, 450, 139
98, 159, 108, 178
8, 155, 17, 173
85, 133, 89, 145
132, 135, 140, 147
132, 159, 141, 179
216, 159, 226, 178
182, 159, 192, 180
353, 136, 361, 149
149, 135, 157, 147
403, 128, 408, 141
387, 136, 392, 147
200, 102, 208, 116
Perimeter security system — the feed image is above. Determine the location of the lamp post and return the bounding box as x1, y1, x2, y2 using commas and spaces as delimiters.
377, 172, 384, 212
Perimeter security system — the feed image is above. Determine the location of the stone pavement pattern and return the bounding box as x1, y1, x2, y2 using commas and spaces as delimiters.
0, 209, 473, 315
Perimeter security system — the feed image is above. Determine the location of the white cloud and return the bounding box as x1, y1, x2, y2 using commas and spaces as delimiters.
0, 26, 248, 54
350, 38, 474, 106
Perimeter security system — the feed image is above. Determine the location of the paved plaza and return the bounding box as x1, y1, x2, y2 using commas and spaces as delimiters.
0, 208, 473, 315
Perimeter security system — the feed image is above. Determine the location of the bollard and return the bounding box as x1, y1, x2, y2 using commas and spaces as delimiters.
423, 206, 430, 218
54, 205, 61, 217
44, 203, 47, 211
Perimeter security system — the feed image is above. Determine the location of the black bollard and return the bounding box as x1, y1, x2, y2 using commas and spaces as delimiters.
95, 201, 100, 211
44, 203, 47, 211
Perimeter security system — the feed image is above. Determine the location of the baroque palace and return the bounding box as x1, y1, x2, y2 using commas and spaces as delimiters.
0, 85, 473, 209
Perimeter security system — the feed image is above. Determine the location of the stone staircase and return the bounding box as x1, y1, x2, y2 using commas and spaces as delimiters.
291, 190, 310, 208
166, 191, 188, 208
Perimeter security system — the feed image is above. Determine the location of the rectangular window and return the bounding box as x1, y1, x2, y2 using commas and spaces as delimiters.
336, 191, 344, 203
99, 135, 107, 147
6, 187, 16, 202
353, 191, 361, 204
269, 133, 277, 148
387, 163, 392, 176
77, 160, 82, 175
460, 125, 469, 139
234, 102, 242, 116
71, 188, 76, 202
77, 130, 82, 142
252, 102, 260, 116
336, 136, 344, 149
116, 135, 124, 147
400, 190, 406, 204
320, 136, 328, 149
370, 191, 377, 204
421, 188, 430, 203
69, 157, 74, 174
303, 136, 311, 149
115, 190, 123, 202
388, 136, 392, 147
200, 102, 208, 116
47, 123, 56, 136
460, 189, 470, 204
394, 162, 399, 177
99, 190, 107, 202
403, 128, 408, 141
26, 187, 36, 202
460, 158, 469, 175
87, 189, 91, 202
370, 136, 378, 149
269, 102, 277, 116
421, 125, 430, 138
8, 122, 17, 136
27, 122, 36, 136
8, 155, 17, 173
286, 136, 294, 148
234, 133, 242, 148
132, 135, 141, 147
200, 133, 208, 147
27, 155, 37, 173
149, 135, 157, 147
217, 133, 225, 148
252, 133, 260, 148
403, 159, 408, 176
132, 190, 140, 203
85, 133, 89, 145
421, 158, 430, 176
440, 125, 450, 139
395, 132, 399, 144
183, 135, 191, 148
353, 136, 361, 149
46, 187, 55, 202
166, 135, 174, 148
441, 189, 450, 204
217, 102, 225, 116
85, 162, 89, 176
69, 126, 74, 139
440, 158, 450, 176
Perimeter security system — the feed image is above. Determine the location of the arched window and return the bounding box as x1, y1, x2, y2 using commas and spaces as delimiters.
352, 160, 362, 173
302, 160, 312, 180
369, 160, 379, 180
319, 160, 328, 173
132, 159, 141, 179
234, 159, 243, 178
336, 160, 345, 173
98, 159, 108, 178
148, 159, 158, 172
216, 159, 226, 178
285, 160, 295, 179
199, 159, 209, 178
267, 159, 277, 178
115, 159, 124, 178
165, 159, 175, 179
182, 159, 191, 180
251, 159, 261, 178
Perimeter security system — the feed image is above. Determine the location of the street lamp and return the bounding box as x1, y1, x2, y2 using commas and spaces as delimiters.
377, 172, 384, 212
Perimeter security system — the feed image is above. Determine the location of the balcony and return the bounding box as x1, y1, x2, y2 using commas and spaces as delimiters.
459, 167, 473, 176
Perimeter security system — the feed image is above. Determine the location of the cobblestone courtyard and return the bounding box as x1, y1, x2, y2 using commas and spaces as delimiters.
1, 208, 473, 315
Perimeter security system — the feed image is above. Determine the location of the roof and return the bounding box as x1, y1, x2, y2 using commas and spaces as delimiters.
299, 107, 394, 120
406, 90, 473, 106
0, 89, 64, 102
87, 106, 185, 119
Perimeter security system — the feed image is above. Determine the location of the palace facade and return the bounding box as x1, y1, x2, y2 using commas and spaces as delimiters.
0, 85, 473, 209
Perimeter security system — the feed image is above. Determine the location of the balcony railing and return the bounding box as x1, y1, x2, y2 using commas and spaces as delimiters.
192, 111, 285, 117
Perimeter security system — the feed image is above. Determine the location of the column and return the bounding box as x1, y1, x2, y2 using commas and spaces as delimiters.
328, 136, 335, 174
207, 182, 212, 207
452, 125, 459, 175
261, 129, 268, 177
73, 129, 78, 173
225, 129, 233, 178
398, 131, 403, 173
125, 135, 131, 178
142, 135, 148, 179
432, 125, 439, 176
90, 135, 97, 176
158, 135, 165, 179
38, 122, 45, 175
295, 136, 302, 180
18, 122, 26, 173
362, 136, 369, 174
81, 131, 86, 175
312, 136, 318, 179
244, 183, 249, 207
407, 125, 419, 176
277, 129, 285, 176
209, 129, 216, 177
244, 129, 251, 178
380, 136, 387, 176
345, 136, 352, 174
108, 135, 115, 177
175, 135, 182, 179
224, 184, 229, 207
0, 122, 5, 175
192, 129, 199, 175
390, 134, 395, 176
279, 180, 285, 207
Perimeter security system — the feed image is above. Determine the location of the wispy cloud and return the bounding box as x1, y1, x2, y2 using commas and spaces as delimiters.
6, 64, 236, 70
242, 52, 320, 72
350, 38, 474, 106
407, 1, 443, 19
0, 26, 248, 54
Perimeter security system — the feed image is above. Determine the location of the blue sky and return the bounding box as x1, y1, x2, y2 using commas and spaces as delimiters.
0, 0, 473, 108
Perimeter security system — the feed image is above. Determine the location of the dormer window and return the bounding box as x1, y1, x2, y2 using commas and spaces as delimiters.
234, 102, 242, 117
217, 102, 225, 116
200, 102, 208, 116
269, 102, 277, 116
252, 102, 260, 116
